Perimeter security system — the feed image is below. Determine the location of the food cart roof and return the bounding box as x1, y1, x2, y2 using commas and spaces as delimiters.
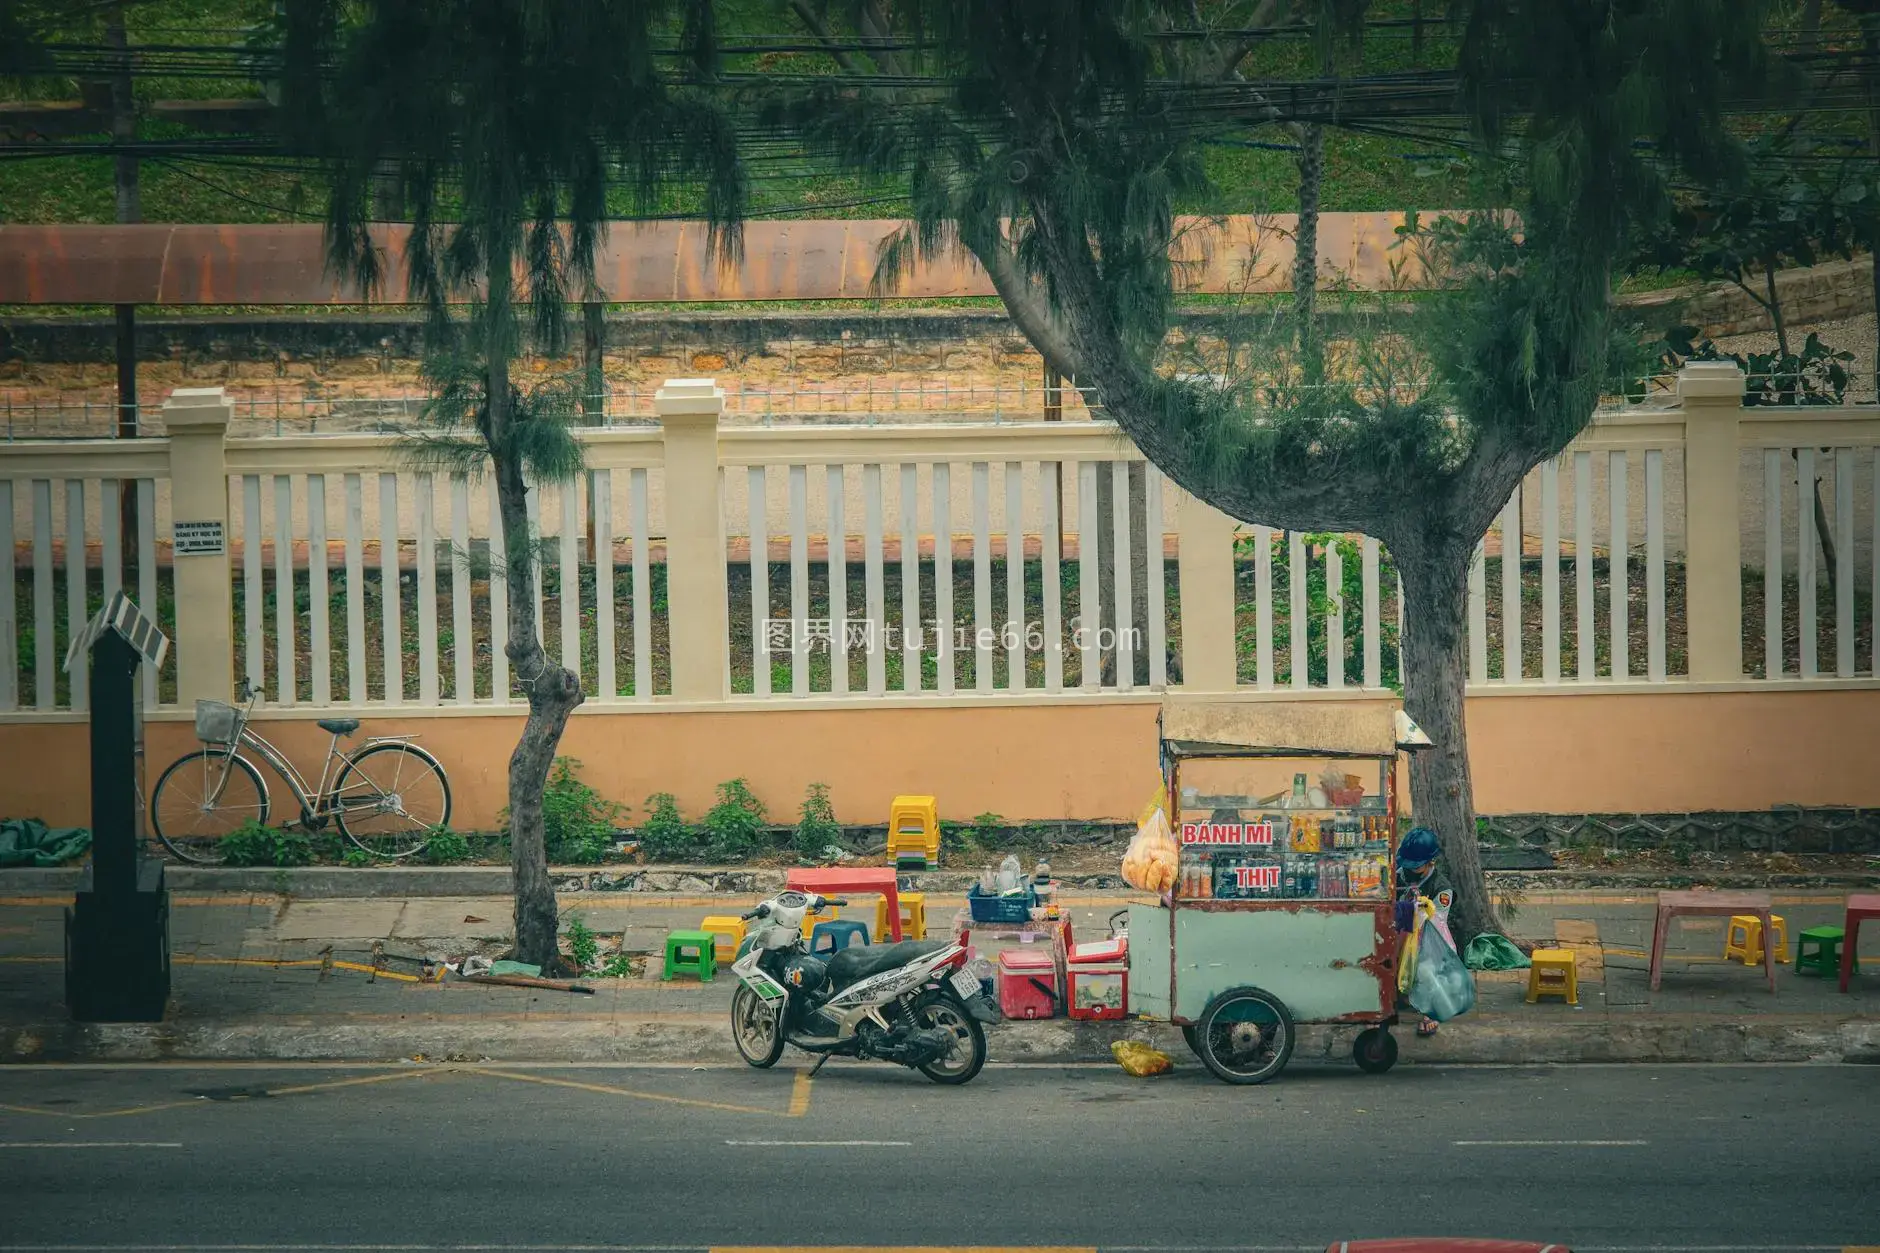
1159, 698, 1432, 759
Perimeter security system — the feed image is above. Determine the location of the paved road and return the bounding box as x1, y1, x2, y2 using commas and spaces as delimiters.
1, 1062, 1875, 1251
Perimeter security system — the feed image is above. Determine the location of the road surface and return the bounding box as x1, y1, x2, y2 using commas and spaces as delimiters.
0, 1061, 1874, 1250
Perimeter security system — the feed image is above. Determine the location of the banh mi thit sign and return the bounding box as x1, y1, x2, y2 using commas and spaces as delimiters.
1180, 821, 1274, 846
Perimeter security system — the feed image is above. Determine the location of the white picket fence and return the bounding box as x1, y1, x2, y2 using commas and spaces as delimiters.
4, 368, 1878, 718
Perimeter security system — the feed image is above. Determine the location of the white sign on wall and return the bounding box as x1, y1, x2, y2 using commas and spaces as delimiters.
172, 520, 225, 557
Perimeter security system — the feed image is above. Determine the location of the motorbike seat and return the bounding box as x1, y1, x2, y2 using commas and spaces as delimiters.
824, 939, 952, 992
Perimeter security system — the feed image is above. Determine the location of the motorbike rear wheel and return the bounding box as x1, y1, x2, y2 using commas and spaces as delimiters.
911, 993, 987, 1085
731, 985, 786, 1069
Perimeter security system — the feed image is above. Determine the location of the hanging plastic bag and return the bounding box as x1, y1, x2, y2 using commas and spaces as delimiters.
1111, 1040, 1173, 1076
1464, 934, 1531, 971
1138, 783, 1170, 829
1406, 899, 1476, 1022
1397, 919, 1420, 996
1120, 805, 1179, 894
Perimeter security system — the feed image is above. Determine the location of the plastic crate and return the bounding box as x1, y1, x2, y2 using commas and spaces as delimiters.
967, 884, 1037, 924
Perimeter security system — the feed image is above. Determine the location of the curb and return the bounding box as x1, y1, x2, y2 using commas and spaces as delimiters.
5, 1013, 1879, 1067
5, 865, 1879, 899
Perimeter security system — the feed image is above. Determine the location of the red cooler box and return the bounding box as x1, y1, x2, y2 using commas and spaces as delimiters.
1067, 935, 1129, 1021
997, 949, 1060, 1020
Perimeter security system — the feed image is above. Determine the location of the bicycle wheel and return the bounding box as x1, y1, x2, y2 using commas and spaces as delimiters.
333, 742, 451, 858
150, 750, 271, 864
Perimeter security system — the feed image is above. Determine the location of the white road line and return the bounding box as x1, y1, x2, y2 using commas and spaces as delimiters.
0, 1142, 182, 1149
723, 1138, 912, 1147
1453, 1138, 1648, 1146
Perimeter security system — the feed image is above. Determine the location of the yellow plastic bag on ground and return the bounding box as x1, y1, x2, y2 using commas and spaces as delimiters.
1111, 1040, 1173, 1077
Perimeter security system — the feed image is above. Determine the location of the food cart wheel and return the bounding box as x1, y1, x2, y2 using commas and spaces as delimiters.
1193, 987, 1295, 1085
1180, 1024, 1202, 1058
1352, 1026, 1399, 1074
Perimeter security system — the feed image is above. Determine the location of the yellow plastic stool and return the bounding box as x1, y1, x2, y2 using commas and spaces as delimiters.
1723, 914, 1788, 966
875, 892, 928, 941
887, 795, 942, 867
1526, 948, 1579, 1005
699, 915, 747, 964
800, 904, 839, 938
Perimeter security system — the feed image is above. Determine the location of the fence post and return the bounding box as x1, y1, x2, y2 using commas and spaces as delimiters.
657, 378, 729, 701
163, 387, 234, 705
1176, 487, 1239, 691
1678, 360, 1745, 682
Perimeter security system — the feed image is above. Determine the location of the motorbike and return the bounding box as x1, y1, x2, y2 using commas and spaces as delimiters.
727, 890, 999, 1084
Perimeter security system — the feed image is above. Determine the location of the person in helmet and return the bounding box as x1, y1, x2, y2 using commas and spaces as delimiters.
1395, 826, 1454, 1038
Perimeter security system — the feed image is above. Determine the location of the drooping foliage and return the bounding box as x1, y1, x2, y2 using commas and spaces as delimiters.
764, 0, 1776, 941
278, 0, 746, 967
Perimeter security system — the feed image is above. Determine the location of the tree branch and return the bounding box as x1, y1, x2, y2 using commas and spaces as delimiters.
786, 0, 861, 74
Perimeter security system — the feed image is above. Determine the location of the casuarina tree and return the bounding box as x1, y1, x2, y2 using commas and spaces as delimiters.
767, 0, 1770, 942
278, 0, 743, 969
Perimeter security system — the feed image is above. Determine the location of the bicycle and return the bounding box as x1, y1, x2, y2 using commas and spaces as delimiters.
149, 679, 452, 864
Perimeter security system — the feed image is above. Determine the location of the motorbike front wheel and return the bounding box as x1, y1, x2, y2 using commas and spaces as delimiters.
731, 985, 786, 1069
912, 993, 987, 1085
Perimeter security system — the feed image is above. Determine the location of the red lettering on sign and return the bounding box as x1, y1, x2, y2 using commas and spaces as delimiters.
1179, 821, 1275, 846
1231, 865, 1283, 889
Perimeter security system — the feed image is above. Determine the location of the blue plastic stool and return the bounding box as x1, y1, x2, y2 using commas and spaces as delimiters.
810, 919, 870, 959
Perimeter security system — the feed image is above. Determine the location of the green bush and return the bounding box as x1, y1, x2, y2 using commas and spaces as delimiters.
565, 915, 598, 971
342, 847, 372, 868
704, 778, 768, 860
536, 757, 622, 864
421, 828, 472, 865
221, 821, 313, 868
638, 792, 697, 861
794, 782, 842, 862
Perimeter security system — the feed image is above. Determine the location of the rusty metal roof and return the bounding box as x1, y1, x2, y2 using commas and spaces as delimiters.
0, 213, 1423, 305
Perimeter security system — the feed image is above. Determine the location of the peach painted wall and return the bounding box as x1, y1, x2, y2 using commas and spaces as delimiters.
3, 688, 1877, 831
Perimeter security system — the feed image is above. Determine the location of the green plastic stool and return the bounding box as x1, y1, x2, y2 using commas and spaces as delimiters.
1795, 925, 1852, 978
663, 929, 717, 982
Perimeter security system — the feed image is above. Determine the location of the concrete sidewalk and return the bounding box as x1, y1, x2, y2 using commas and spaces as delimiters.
4, 887, 1879, 1065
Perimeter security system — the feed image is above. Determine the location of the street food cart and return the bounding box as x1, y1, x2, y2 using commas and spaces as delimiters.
1126, 697, 1433, 1084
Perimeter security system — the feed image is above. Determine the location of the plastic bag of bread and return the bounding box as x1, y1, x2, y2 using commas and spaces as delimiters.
1111, 1039, 1173, 1076
1120, 804, 1179, 893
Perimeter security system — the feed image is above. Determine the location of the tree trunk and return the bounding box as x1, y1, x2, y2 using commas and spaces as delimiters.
1396, 537, 1502, 945
484, 310, 584, 973
1764, 263, 1790, 361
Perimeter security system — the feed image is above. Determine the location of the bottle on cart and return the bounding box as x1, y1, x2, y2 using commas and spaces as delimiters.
1291, 773, 1309, 809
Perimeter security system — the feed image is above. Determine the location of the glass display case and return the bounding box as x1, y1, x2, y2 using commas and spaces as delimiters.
1172, 755, 1394, 903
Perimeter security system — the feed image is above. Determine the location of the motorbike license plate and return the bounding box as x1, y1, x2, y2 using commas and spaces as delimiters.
948, 968, 981, 1000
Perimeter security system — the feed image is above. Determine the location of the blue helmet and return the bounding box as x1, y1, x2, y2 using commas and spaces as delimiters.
1397, 826, 1440, 868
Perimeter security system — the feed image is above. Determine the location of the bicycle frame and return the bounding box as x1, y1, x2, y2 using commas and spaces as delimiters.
200, 706, 416, 826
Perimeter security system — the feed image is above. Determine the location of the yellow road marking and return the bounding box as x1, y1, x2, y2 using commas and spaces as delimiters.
466, 1066, 790, 1118
788, 1068, 813, 1117
0, 1065, 440, 1119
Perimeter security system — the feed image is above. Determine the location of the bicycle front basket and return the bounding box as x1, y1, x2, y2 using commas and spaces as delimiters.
194, 699, 242, 745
